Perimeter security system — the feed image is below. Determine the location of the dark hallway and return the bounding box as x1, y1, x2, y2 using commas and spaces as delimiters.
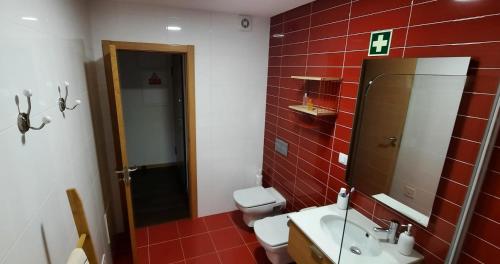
131, 165, 189, 227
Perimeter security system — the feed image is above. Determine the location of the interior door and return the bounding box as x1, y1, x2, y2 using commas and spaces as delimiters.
351, 75, 413, 195
102, 43, 137, 264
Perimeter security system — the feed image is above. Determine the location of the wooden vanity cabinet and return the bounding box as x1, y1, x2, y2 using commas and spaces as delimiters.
288, 221, 335, 264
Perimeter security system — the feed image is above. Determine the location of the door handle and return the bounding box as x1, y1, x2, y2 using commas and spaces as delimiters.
115, 166, 137, 184
115, 166, 138, 174
385, 136, 398, 146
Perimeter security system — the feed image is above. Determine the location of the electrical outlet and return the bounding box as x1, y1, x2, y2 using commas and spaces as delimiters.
404, 185, 416, 199
338, 153, 348, 165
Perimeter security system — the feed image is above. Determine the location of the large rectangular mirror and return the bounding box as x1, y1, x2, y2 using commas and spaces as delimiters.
347, 57, 470, 226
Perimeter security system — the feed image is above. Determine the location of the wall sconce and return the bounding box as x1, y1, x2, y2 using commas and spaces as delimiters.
15, 89, 51, 135
58, 81, 81, 117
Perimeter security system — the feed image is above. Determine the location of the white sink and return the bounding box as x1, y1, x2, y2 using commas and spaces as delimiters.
288, 205, 423, 264
320, 215, 382, 257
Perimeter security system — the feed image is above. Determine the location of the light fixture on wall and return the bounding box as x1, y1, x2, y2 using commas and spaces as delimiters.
272, 33, 285, 38
21, 16, 38, 21
166, 26, 182, 31
166, 16, 181, 31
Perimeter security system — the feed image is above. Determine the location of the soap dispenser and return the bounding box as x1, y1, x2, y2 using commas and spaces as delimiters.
397, 224, 415, 256
336, 187, 349, 210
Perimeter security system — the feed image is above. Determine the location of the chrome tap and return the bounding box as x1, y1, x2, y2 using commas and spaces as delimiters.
373, 220, 400, 244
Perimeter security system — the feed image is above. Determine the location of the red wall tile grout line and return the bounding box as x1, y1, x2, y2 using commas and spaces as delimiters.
479, 191, 500, 201
466, 232, 500, 250
460, 252, 484, 264
414, 241, 446, 261
434, 194, 463, 208
470, 67, 500, 70
413, 0, 438, 6
296, 167, 329, 191
472, 212, 500, 225
310, 2, 351, 16
440, 176, 470, 188
306, 18, 351, 31
349, 5, 412, 21
405, 40, 500, 49
411, 12, 500, 28
451, 136, 482, 145
463, 91, 499, 96
489, 169, 500, 175
402, 0, 414, 57
430, 213, 457, 228
294, 186, 322, 207
445, 156, 476, 166
276, 40, 500, 58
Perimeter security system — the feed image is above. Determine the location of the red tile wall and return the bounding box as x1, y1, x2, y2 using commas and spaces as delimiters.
263, 1, 500, 263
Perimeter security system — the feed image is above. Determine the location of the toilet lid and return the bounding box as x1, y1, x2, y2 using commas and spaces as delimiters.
233, 186, 276, 208
254, 214, 289, 247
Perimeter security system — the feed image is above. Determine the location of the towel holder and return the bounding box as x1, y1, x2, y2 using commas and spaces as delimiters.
15, 89, 51, 134
58, 81, 81, 116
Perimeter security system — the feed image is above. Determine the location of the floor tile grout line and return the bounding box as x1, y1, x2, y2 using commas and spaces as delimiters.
148, 225, 236, 247
232, 217, 258, 264
176, 221, 187, 264
204, 218, 223, 263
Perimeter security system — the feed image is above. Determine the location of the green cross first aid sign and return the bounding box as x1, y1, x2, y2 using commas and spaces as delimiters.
368, 29, 392, 56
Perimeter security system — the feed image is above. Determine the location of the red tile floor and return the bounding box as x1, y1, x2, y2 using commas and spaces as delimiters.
131, 210, 273, 264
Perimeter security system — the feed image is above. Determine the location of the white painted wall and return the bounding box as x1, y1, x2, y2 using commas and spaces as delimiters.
0, 0, 110, 263
119, 51, 178, 166
390, 75, 466, 215
89, 0, 270, 218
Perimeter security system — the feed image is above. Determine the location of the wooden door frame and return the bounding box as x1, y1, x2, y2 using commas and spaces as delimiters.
101, 40, 198, 229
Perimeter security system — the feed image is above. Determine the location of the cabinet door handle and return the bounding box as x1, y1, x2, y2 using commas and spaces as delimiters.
309, 244, 324, 262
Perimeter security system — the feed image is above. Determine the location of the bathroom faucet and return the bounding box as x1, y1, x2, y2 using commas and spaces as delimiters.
373, 220, 400, 244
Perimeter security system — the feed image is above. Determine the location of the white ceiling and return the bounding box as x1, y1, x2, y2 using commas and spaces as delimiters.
109, 0, 314, 17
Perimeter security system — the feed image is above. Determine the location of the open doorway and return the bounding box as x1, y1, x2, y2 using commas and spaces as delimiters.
102, 41, 197, 264
117, 50, 189, 227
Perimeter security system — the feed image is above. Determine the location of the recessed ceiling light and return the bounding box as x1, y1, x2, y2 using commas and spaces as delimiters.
166, 26, 182, 31
21, 16, 38, 21
272, 33, 285, 38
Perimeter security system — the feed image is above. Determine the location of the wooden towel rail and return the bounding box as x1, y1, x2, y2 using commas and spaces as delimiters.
67, 188, 98, 264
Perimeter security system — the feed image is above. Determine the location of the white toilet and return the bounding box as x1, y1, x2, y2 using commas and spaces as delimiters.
254, 214, 293, 264
233, 186, 286, 227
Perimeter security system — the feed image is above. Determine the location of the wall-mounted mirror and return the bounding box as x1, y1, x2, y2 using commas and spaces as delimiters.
347, 57, 470, 226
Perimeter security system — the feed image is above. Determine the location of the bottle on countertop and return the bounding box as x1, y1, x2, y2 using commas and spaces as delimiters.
397, 224, 415, 256
307, 98, 314, 110
302, 93, 308, 106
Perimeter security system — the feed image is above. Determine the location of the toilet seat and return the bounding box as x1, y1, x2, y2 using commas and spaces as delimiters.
254, 214, 290, 248
233, 186, 276, 208
233, 186, 286, 227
